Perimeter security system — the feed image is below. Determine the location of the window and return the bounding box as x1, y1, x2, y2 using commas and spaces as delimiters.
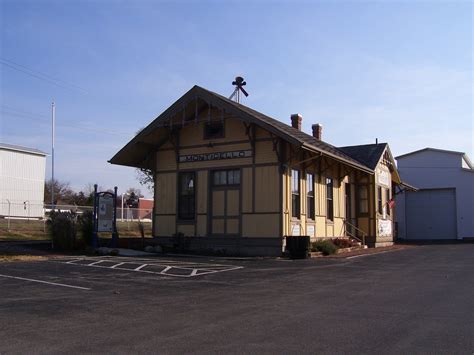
377, 186, 383, 214
358, 185, 368, 214
178, 172, 195, 220
212, 169, 240, 186
326, 177, 334, 221
204, 122, 224, 139
291, 169, 300, 218
386, 188, 391, 216
306, 173, 315, 220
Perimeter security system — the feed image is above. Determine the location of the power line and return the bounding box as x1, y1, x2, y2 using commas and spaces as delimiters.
0, 104, 49, 118
1, 110, 128, 137
0, 58, 88, 94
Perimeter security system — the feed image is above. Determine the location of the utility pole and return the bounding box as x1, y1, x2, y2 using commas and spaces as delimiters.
51, 101, 55, 208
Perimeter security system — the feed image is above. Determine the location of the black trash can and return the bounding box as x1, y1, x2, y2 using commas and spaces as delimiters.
286, 236, 310, 259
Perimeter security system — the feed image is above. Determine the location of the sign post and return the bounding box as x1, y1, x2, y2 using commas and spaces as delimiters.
92, 185, 119, 248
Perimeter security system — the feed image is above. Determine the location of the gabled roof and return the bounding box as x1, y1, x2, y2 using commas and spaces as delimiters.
339, 143, 403, 184
0, 142, 47, 156
110, 85, 374, 173
339, 143, 388, 170
396, 147, 473, 169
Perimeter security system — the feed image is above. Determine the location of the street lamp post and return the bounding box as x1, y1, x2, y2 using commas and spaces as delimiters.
23, 200, 30, 221
121, 193, 129, 222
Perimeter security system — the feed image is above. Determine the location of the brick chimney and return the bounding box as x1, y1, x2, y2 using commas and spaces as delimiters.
290, 114, 302, 131
312, 123, 323, 140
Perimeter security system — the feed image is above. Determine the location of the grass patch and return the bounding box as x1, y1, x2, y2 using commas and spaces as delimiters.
0, 219, 152, 241
0, 254, 47, 262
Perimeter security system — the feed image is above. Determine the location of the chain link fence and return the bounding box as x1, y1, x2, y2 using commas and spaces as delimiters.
0, 201, 152, 237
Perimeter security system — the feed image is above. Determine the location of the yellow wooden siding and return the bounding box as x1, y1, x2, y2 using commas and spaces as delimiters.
224, 117, 249, 141
242, 214, 279, 237
255, 127, 271, 138
177, 224, 194, 237
155, 216, 175, 236
156, 150, 177, 171
179, 113, 248, 148
180, 157, 252, 170
315, 216, 326, 236
196, 215, 207, 236
254, 141, 278, 164
242, 168, 252, 213
155, 173, 176, 214
197, 171, 208, 214
255, 166, 280, 213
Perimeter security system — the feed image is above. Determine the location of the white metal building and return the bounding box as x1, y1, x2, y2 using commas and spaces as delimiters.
395, 148, 474, 241
0, 143, 47, 218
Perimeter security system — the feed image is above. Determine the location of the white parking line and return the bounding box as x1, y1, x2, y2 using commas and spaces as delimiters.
89, 260, 105, 266
66, 259, 83, 264
55, 257, 243, 278
346, 250, 396, 259
110, 262, 125, 269
0, 273, 91, 290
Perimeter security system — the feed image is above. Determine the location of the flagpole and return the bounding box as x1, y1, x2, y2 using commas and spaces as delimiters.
51, 100, 55, 208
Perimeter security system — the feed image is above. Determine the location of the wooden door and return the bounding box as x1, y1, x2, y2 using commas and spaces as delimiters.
210, 169, 241, 236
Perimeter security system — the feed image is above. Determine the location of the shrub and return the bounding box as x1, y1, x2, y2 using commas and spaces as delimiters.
47, 210, 77, 251
78, 210, 94, 246
137, 221, 145, 238
137, 220, 146, 248
332, 238, 354, 248
311, 240, 338, 255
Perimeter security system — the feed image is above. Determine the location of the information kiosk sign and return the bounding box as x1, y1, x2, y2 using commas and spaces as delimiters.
98, 194, 114, 232
92, 185, 119, 248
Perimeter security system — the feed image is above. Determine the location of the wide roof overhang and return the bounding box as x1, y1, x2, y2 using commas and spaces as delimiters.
109, 86, 374, 175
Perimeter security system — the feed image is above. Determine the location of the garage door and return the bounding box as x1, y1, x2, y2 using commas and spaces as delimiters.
406, 188, 457, 240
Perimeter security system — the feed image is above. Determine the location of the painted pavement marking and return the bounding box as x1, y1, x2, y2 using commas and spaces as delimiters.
0, 273, 91, 290
54, 257, 243, 278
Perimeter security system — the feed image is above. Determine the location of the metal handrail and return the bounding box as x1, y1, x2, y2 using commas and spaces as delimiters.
343, 220, 367, 247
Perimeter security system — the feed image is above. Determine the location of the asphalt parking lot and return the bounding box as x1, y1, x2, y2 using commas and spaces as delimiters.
0, 244, 473, 354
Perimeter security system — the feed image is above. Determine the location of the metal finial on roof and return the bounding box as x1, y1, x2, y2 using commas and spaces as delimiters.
229, 76, 249, 103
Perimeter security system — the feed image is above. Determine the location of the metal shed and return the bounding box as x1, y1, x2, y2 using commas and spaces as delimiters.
0, 143, 47, 219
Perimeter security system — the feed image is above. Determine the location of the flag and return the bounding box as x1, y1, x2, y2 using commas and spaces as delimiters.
388, 199, 395, 209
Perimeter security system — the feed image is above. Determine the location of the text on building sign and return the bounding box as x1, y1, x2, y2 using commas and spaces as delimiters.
179, 150, 252, 163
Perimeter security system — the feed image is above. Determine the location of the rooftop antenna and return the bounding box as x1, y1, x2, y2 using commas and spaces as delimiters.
229, 76, 248, 103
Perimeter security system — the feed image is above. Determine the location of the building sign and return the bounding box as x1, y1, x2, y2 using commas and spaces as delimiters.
291, 224, 301, 236
97, 195, 114, 232
179, 150, 252, 163
376, 167, 390, 187
307, 225, 315, 238
378, 219, 392, 237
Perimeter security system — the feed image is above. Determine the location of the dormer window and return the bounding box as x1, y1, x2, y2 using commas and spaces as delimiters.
204, 121, 224, 139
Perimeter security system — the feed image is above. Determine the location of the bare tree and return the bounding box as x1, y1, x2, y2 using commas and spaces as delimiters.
136, 167, 154, 193
134, 127, 154, 193
44, 179, 75, 205
126, 187, 144, 198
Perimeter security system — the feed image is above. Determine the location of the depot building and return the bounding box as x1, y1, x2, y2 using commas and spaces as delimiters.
110, 85, 411, 256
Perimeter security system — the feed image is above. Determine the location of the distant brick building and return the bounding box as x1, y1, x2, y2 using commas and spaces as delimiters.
138, 199, 153, 220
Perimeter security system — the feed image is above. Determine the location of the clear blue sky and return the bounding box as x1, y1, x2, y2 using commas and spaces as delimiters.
1, 0, 472, 198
